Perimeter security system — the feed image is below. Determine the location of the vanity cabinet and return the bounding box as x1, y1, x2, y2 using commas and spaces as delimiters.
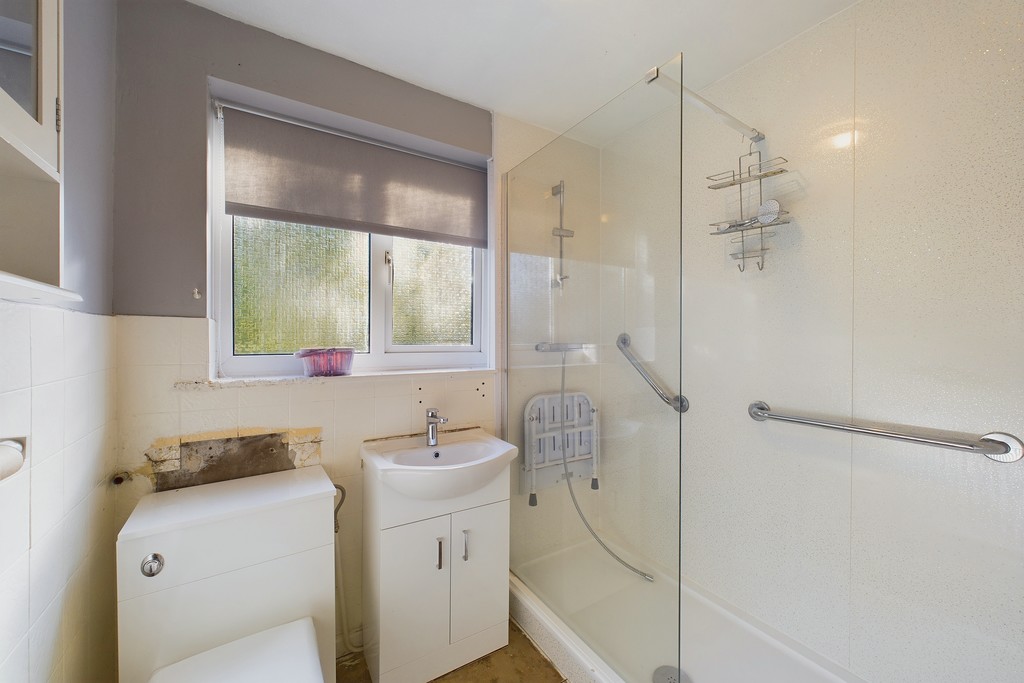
0, 0, 74, 302
364, 453, 512, 683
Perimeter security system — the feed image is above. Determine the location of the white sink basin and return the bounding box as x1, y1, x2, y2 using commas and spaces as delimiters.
361, 428, 517, 500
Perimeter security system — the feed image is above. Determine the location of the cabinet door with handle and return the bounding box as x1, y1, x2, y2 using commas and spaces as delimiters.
450, 501, 510, 643
379, 515, 451, 673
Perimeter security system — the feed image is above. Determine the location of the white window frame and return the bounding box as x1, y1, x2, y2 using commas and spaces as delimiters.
210, 108, 490, 378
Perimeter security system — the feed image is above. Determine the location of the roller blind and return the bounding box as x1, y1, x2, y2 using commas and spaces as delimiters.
222, 107, 488, 248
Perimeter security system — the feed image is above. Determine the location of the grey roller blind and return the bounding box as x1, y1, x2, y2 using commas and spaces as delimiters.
223, 107, 487, 248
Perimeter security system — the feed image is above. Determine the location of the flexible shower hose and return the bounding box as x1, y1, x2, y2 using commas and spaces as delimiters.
558, 352, 654, 583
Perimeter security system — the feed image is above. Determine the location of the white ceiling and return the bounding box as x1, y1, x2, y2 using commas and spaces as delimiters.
186, 0, 858, 133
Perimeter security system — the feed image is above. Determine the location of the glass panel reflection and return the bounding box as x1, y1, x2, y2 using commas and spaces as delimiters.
0, 0, 37, 118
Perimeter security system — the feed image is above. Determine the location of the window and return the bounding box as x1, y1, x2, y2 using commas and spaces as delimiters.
213, 104, 489, 376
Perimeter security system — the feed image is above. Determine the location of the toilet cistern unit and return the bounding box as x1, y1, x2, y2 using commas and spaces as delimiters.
116, 466, 337, 683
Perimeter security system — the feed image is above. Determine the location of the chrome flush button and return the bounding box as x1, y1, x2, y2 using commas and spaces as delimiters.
141, 553, 164, 577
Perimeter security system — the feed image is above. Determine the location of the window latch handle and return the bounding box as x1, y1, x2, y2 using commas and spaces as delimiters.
385, 250, 394, 285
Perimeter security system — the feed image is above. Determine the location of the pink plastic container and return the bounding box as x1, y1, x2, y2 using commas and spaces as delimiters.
294, 347, 355, 377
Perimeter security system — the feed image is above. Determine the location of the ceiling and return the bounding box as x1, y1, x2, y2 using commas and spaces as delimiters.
186, 0, 858, 134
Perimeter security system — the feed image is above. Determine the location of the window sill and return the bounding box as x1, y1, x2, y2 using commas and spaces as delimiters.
174, 366, 496, 391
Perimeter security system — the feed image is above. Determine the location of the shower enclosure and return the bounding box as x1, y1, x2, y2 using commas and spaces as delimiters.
506, 2, 1023, 682
505, 56, 683, 682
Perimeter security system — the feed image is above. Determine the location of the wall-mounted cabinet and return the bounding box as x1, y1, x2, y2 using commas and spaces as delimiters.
0, 0, 76, 303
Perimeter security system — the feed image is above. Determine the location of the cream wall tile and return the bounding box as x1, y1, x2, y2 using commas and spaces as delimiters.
291, 381, 334, 404
180, 317, 211, 366
373, 377, 412, 398
333, 377, 375, 401
0, 305, 32, 394
179, 385, 238, 412
29, 308, 64, 387
117, 316, 181, 367
30, 383, 64, 465
0, 468, 30, 576
290, 400, 334, 443
237, 383, 290, 408
117, 364, 181, 417
0, 553, 29, 666
29, 454, 63, 545
373, 395, 413, 437
180, 408, 238, 440
238, 404, 288, 434
120, 413, 180, 470
333, 398, 375, 477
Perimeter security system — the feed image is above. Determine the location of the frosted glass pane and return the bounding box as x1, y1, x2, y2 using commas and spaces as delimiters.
233, 217, 369, 354
392, 237, 473, 346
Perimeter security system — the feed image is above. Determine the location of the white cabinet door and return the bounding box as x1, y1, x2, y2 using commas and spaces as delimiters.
450, 501, 510, 643
0, 0, 60, 175
379, 515, 451, 673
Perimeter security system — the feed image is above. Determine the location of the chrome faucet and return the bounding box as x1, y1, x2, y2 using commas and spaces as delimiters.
426, 408, 448, 447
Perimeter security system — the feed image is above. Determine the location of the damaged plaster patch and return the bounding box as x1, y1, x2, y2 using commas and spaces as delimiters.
154, 432, 294, 491
129, 426, 324, 493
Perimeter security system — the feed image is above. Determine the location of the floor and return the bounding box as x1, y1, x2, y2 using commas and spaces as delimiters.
336, 621, 566, 683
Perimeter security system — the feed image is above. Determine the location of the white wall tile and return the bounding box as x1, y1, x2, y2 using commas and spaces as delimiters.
0, 636, 29, 683
27, 590, 63, 683
29, 383, 64, 466
0, 390, 31, 449
63, 427, 111, 514
0, 553, 29, 666
63, 312, 113, 378
29, 454, 63, 546
0, 305, 32, 394
64, 373, 106, 446
29, 308, 64, 387
28, 524, 67, 625
0, 468, 30, 576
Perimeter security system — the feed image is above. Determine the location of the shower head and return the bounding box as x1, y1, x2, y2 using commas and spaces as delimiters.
551, 182, 564, 196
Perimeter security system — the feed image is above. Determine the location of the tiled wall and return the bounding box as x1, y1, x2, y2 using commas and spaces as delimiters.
680, 0, 1023, 680
0, 303, 118, 682
114, 315, 498, 651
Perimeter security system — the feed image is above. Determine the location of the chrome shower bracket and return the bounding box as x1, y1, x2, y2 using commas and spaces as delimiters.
551, 181, 573, 287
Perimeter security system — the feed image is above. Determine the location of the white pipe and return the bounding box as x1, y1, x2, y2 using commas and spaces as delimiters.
646, 67, 765, 142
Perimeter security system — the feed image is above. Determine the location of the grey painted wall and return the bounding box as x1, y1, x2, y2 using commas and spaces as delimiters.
63, 0, 117, 314
114, 0, 493, 317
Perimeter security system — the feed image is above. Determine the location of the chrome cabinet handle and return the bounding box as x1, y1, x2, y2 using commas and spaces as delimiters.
462, 529, 469, 561
436, 537, 443, 570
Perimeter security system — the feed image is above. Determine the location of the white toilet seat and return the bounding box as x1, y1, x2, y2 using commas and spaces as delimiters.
148, 617, 324, 683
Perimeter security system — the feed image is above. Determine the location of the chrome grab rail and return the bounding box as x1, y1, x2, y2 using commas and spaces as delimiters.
616, 334, 688, 413
748, 401, 1022, 463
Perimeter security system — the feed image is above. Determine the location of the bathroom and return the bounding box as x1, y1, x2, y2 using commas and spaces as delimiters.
0, 0, 1021, 682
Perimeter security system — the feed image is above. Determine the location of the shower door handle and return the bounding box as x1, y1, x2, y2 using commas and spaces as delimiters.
462, 529, 469, 561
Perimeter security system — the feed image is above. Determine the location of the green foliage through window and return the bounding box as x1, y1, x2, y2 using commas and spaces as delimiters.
233, 217, 370, 354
